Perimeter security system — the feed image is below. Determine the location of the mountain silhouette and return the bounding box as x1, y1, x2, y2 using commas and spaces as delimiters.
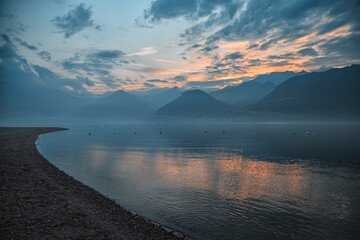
253, 70, 307, 85
0, 81, 87, 120
77, 90, 154, 119
141, 87, 183, 109
211, 81, 275, 108
155, 89, 231, 118
245, 65, 360, 119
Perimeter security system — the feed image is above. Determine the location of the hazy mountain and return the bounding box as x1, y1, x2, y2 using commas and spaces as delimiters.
0, 40, 91, 122
245, 65, 360, 119
77, 90, 154, 119
210, 81, 275, 108
141, 87, 183, 109
155, 89, 231, 118
253, 70, 307, 85
0, 81, 88, 120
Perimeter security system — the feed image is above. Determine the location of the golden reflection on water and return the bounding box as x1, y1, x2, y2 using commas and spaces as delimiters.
104, 147, 309, 202
152, 151, 213, 189
214, 154, 308, 202
38, 124, 360, 239
87, 146, 352, 220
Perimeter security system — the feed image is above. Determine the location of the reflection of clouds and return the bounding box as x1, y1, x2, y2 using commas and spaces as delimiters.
149, 148, 351, 220
213, 154, 308, 203
116, 147, 311, 204
95, 145, 352, 222
153, 151, 212, 190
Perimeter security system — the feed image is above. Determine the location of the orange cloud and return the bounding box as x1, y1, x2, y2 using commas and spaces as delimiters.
97, 24, 356, 94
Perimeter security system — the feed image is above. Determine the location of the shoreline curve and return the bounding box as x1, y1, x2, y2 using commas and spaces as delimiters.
0, 127, 188, 239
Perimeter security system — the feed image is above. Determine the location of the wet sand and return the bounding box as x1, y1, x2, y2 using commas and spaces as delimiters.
0, 127, 186, 239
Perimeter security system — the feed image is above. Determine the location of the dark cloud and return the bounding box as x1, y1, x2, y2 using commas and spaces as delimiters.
268, 53, 296, 59
144, 82, 156, 88
143, 0, 360, 58
0, 36, 20, 60
5, 21, 27, 35
201, 45, 219, 53
125, 78, 134, 83
62, 49, 127, 73
0, 11, 27, 36
51, 4, 99, 38
144, 0, 197, 22
180, 2, 238, 42
318, 33, 360, 60
134, 17, 153, 29
1, 34, 11, 44
247, 43, 259, 50
215, 62, 232, 68
20, 42, 37, 50
31, 65, 94, 94
301, 33, 360, 68
61, 49, 129, 88
38, 51, 52, 61
207, 0, 359, 44
259, 38, 279, 50
141, 0, 238, 43
96, 69, 110, 75
223, 52, 243, 60
141, 0, 360, 80
75, 76, 94, 87
204, 62, 246, 79
268, 61, 291, 67
173, 75, 188, 82
297, 48, 318, 56
147, 79, 168, 83
249, 59, 263, 65
100, 77, 118, 88
143, 0, 236, 24
62, 59, 91, 72
14, 38, 37, 50
190, 44, 201, 49
91, 50, 125, 59
0, 37, 93, 95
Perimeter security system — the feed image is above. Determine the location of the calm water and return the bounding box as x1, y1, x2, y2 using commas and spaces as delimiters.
37, 123, 360, 239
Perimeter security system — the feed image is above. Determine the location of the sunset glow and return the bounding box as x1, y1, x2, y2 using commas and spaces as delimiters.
1, 0, 358, 94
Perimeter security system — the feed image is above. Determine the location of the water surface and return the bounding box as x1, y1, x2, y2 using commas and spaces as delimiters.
37, 123, 360, 239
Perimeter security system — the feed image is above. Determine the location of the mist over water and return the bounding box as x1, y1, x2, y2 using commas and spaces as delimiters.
37, 123, 360, 239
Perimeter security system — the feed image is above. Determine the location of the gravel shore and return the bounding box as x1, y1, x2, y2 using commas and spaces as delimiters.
0, 127, 186, 239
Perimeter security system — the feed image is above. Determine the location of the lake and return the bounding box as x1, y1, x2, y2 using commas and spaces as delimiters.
36, 123, 360, 239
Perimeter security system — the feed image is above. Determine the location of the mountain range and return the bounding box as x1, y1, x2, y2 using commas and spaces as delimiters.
210, 81, 276, 108
252, 70, 308, 85
154, 65, 360, 120
76, 90, 154, 120
1, 54, 359, 122
245, 65, 360, 119
139, 87, 183, 109
155, 89, 231, 118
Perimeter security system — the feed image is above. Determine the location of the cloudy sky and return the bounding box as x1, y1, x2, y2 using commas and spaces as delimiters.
1, 0, 359, 94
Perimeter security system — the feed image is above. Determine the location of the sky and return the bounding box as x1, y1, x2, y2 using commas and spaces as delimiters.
0, 0, 359, 94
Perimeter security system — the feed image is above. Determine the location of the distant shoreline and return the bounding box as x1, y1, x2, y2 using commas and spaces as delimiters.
0, 127, 186, 239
